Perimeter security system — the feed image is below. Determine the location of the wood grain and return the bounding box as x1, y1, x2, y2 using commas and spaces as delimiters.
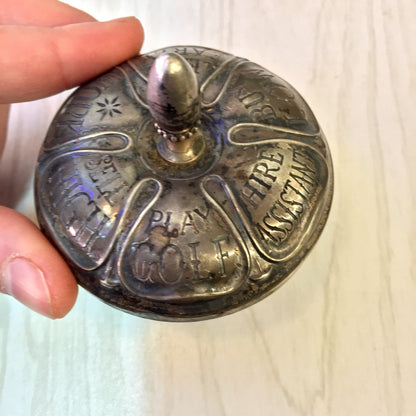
1, 0, 415, 415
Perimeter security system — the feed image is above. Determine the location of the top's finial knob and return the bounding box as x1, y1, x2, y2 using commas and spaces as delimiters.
147, 52, 200, 142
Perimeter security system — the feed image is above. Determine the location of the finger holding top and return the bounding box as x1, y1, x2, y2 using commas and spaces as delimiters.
0, 17, 144, 103
0, 0, 145, 318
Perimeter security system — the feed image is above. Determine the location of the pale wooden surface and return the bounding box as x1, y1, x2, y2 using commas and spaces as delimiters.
1, 1, 415, 415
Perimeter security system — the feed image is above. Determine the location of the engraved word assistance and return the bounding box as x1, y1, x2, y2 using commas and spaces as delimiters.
256, 149, 317, 246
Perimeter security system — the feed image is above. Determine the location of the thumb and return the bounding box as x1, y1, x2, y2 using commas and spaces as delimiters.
0, 207, 77, 318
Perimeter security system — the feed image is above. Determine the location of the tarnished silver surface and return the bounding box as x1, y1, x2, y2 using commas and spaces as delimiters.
35, 46, 333, 321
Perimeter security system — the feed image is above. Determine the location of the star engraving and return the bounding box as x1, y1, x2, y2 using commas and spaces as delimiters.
96, 97, 122, 120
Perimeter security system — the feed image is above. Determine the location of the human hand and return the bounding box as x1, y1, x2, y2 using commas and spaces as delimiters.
0, 0, 144, 318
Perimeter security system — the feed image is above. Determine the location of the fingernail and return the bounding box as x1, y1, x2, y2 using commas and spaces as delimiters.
1, 256, 53, 318
107, 16, 138, 23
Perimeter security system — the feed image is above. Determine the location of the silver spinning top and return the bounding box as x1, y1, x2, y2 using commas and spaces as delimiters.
35, 46, 333, 321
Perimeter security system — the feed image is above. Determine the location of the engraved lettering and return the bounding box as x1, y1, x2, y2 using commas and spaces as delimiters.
259, 149, 284, 165
252, 162, 278, 182
130, 238, 225, 286
84, 155, 129, 206
158, 244, 184, 284
60, 192, 90, 229
78, 86, 101, 101
95, 171, 122, 192
262, 213, 290, 241
236, 69, 310, 124
52, 72, 122, 136
238, 89, 265, 108
55, 87, 101, 133
67, 103, 91, 118
281, 180, 308, 206
163, 212, 178, 237
145, 210, 178, 237
90, 72, 122, 91
79, 205, 111, 249
270, 204, 295, 230
249, 173, 272, 190
290, 170, 314, 194
255, 222, 280, 244
174, 47, 188, 55
289, 150, 316, 195
251, 104, 277, 122
50, 170, 83, 208
275, 200, 299, 222
131, 241, 206, 285
60, 192, 111, 249
240, 147, 284, 208
96, 178, 129, 207
192, 47, 206, 55
212, 236, 230, 276
194, 201, 211, 220
147, 210, 163, 233
85, 154, 112, 171
89, 168, 119, 185
146, 207, 210, 236
238, 87, 278, 122
188, 242, 201, 280
55, 118, 83, 133
180, 211, 199, 235
254, 148, 318, 247
243, 69, 295, 101
240, 181, 267, 208
132, 242, 157, 283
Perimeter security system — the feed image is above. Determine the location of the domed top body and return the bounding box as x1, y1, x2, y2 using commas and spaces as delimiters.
35, 46, 333, 321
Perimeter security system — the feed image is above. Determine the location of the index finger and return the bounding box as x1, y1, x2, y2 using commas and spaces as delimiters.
0, 0, 95, 26
0, 17, 144, 104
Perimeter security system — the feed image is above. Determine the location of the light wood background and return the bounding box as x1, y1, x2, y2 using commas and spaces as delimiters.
1, 1, 415, 415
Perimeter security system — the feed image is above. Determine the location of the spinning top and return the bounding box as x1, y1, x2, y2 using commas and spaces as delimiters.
35, 46, 333, 321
